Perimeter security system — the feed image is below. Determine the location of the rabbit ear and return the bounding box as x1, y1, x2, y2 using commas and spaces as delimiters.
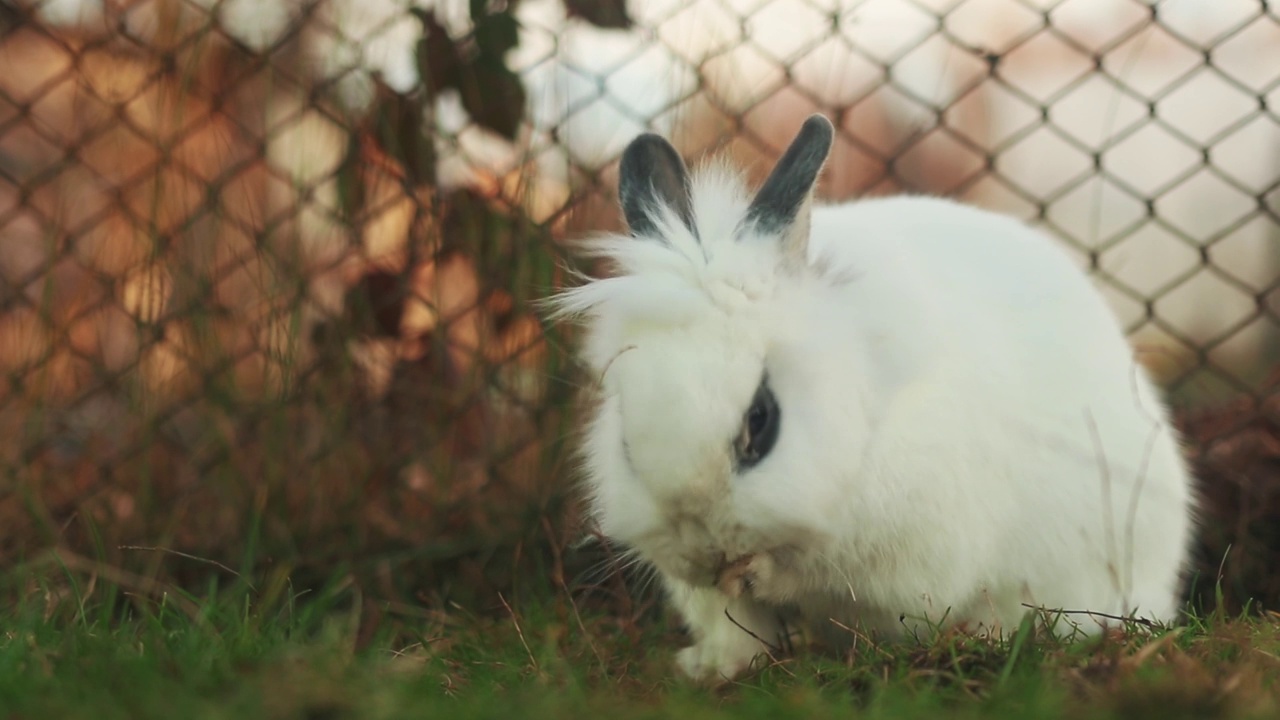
619, 133, 697, 240
744, 114, 834, 261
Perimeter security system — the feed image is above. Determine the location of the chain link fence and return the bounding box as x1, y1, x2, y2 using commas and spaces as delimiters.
2, 0, 1279, 606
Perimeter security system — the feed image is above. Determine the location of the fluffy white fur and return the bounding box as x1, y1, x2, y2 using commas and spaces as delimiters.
551, 157, 1197, 681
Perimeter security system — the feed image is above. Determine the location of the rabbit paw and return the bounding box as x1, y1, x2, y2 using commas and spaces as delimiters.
664, 575, 782, 681
675, 634, 768, 682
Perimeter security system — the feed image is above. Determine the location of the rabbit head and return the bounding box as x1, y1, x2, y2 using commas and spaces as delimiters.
552, 116, 853, 603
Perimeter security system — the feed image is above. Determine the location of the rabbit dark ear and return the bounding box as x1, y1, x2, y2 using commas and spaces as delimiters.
744, 115, 833, 255
619, 133, 696, 240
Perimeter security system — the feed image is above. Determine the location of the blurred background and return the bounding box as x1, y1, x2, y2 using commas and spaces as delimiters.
1, 0, 1279, 620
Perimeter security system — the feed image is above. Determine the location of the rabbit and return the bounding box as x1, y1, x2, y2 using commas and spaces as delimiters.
547, 114, 1198, 682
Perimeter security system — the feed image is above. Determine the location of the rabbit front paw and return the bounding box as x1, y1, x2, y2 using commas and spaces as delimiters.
665, 575, 783, 681
675, 636, 767, 682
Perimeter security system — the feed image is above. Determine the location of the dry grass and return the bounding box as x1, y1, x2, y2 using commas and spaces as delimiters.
5, 558, 1280, 720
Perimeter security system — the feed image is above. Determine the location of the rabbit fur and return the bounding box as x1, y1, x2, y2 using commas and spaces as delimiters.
549, 115, 1197, 681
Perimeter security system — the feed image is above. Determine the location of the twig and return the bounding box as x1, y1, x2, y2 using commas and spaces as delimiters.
1019, 603, 1157, 629
721, 604, 788, 676
118, 545, 257, 592
1251, 647, 1280, 664
1084, 410, 1123, 598
723, 608, 783, 657
828, 617, 896, 660
722, 609, 793, 678
1126, 627, 1183, 669
545, 515, 609, 679
1216, 543, 1233, 586
498, 592, 539, 673
45, 549, 202, 619
1122, 421, 1160, 612
562, 581, 609, 679
387, 636, 445, 658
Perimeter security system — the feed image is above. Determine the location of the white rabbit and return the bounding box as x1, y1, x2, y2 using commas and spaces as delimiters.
549, 114, 1197, 681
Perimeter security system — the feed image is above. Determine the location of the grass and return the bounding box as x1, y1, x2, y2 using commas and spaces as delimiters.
5, 564, 1280, 720
4, 7, 1280, 719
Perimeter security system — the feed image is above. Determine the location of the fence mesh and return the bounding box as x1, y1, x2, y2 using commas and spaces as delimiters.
2, 0, 1279, 607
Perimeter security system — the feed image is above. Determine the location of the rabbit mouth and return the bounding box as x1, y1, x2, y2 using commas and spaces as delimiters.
710, 546, 807, 602
714, 553, 758, 598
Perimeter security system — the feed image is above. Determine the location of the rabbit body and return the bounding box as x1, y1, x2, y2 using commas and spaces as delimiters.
554, 117, 1196, 681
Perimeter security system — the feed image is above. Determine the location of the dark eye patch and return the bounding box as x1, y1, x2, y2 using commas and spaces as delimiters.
734, 378, 780, 471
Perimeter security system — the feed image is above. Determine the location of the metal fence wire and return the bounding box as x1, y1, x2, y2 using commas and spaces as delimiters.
2, 0, 1279, 598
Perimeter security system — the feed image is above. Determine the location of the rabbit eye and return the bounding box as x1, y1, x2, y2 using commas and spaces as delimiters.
734, 381, 779, 470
